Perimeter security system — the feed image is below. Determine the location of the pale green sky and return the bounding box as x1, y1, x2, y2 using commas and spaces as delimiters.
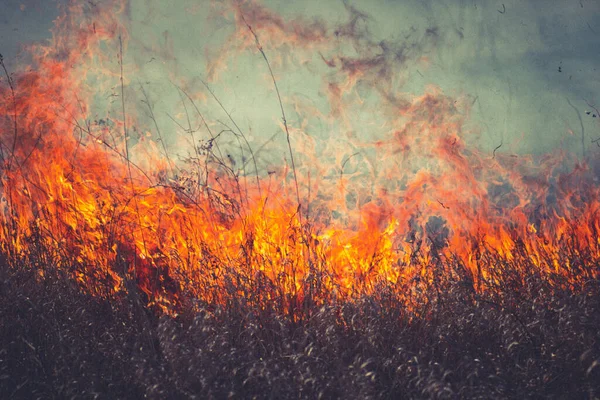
126, 0, 600, 160
2, 0, 600, 166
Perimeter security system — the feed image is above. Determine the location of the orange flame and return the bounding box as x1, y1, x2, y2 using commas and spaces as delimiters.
0, 0, 598, 316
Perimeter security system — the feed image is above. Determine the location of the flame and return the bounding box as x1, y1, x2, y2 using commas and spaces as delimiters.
0, 0, 598, 316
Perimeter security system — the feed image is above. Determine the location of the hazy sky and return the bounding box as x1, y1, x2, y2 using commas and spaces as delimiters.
0, 0, 56, 63
1, 0, 599, 161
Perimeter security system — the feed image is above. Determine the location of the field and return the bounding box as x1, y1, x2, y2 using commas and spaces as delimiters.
1, 1, 600, 398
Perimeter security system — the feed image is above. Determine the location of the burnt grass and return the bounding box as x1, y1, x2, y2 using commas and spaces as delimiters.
1, 255, 599, 399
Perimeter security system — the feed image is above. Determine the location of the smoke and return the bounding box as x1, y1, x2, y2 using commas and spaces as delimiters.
1, 0, 599, 162
1, 0, 599, 307
0, 1, 58, 67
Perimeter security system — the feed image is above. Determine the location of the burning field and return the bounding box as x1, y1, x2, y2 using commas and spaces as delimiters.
1, 0, 599, 398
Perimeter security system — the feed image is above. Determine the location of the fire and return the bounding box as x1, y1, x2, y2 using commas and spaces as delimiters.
0, 0, 598, 315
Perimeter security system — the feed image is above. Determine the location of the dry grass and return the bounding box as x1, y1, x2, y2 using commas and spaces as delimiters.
1, 241, 599, 399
